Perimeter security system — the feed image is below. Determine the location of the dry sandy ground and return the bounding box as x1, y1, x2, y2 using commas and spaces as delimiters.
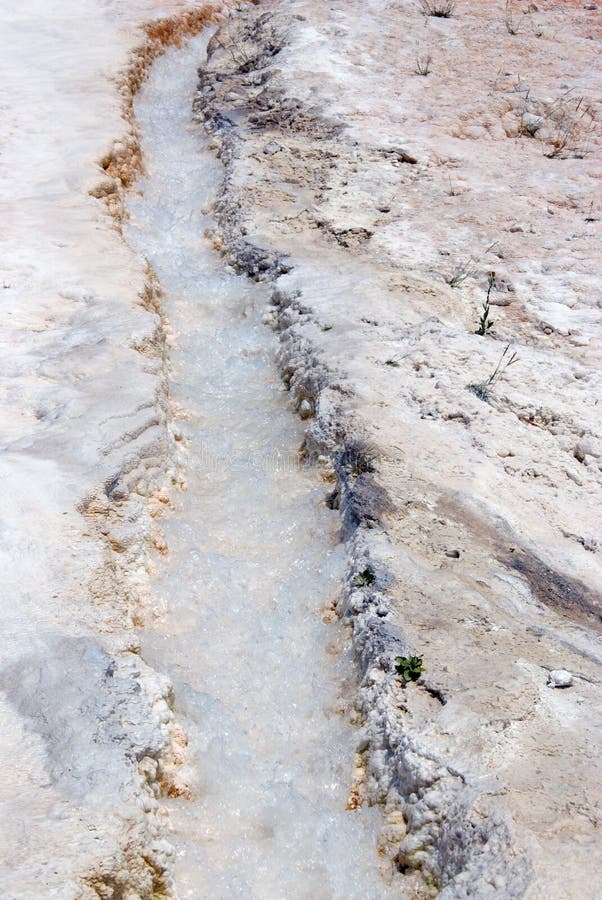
0, 0, 600, 897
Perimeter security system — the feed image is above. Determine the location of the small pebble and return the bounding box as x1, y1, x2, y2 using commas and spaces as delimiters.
298, 399, 313, 419
547, 669, 573, 688
263, 141, 282, 156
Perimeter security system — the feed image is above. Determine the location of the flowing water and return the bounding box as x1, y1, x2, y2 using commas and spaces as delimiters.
127, 34, 392, 900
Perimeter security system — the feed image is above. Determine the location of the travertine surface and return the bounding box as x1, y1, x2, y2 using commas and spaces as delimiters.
195, 1, 602, 895
0, 1, 229, 895
1, 0, 600, 896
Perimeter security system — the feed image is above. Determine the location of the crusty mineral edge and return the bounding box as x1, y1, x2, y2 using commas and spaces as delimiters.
93, 3, 248, 222
187, 4, 601, 895
79, 4, 250, 897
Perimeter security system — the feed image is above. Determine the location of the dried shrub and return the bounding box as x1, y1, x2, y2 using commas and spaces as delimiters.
542, 95, 596, 159
504, 1, 520, 35
420, 0, 455, 17
415, 53, 432, 76
514, 90, 596, 159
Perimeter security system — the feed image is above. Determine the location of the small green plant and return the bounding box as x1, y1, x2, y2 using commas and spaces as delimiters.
447, 258, 477, 288
475, 271, 496, 335
420, 0, 455, 16
468, 382, 490, 402
468, 343, 519, 402
352, 568, 376, 588
395, 655, 426, 682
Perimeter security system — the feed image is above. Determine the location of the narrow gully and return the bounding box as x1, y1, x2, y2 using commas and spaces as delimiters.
126, 33, 394, 899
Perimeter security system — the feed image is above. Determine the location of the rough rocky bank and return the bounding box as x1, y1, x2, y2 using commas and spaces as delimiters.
193, 1, 602, 896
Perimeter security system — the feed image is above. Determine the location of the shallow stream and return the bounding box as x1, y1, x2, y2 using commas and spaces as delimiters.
127, 34, 391, 899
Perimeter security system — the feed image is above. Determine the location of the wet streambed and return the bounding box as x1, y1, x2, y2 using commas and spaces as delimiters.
127, 33, 391, 900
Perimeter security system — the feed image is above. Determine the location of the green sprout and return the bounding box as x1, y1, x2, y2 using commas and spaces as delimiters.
475, 271, 496, 335
352, 568, 376, 588
395, 655, 426, 682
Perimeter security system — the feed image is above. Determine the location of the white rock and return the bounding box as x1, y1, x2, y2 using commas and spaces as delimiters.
298, 399, 313, 419
547, 669, 573, 688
